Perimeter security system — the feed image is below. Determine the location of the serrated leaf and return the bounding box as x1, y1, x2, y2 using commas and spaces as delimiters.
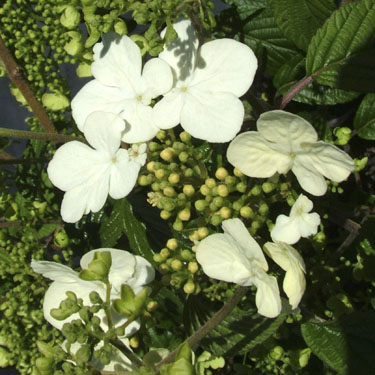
306, 0, 375, 92
224, 0, 268, 19
217, 7, 299, 74
275, 54, 359, 105
184, 295, 285, 356
301, 311, 375, 375
100, 199, 156, 265
354, 94, 375, 140
269, 0, 336, 51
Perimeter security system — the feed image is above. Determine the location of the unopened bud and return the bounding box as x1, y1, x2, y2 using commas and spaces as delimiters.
160, 147, 175, 162
188, 261, 198, 273
233, 167, 244, 177
183, 184, 195, 197
166, 238, 178, 250
178, 208, 191, 221
183, 281, 195, 294
217, 185, 229, 197
215, 167, 228, 180
240, 206, 254, 219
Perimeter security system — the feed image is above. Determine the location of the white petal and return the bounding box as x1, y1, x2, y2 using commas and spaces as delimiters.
92, 33, 142, 90
263, 242, 306, 309
257, 110, 318, 145
190, 39, 257, 97
127, 256, 155, 293
109, 151, 140, 199
47, 141, 104, 192
152, 90, 184, 130
159, 19, 198, 84
83, 112, 125, 155
227, 132, 293, 178
252, 270, 281, 318
80, 249, 137, 295
196, 233, 253, 286
142, 58, 173, 98
180, 89, 244, 142
43, 281, 103, 330
271, 215, 301, 245
301, 141, 354, 182
121, 101, 159, 143
71, 80, 128, 132
60, 174, 110, 223
31, 260, 79, 282
290, 194, 313, 216
292, 156, 328, 196
222, 219, 268, 271
298, 213, 320, 238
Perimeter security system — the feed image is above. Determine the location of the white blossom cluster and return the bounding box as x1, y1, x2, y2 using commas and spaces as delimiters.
45, 18, 356, 323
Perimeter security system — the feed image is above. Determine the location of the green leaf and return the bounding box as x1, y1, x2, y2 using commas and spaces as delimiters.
217, 7, 299, 74
184, 296, 285, 356
301, 311, 375, 375
224, 0, 268, 19
42, 92, 70, 111
275, 54, 359, 105
37, 223, 58, 240
354, 94, 375, 140
0, 249, 12, 265
306, 0, 375, 92
100, 198, 156, 265
269, 0, 336, 51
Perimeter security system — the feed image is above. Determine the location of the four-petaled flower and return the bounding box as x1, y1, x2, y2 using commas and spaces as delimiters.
47, 111, 146, 223
196, 218, 282, 318
71, 33, 173, 143
227, 110, 354, 196
31, 248, 155, 372
271, 194, 321, 245
264, 242, 306, 309
153, 19, 258, 143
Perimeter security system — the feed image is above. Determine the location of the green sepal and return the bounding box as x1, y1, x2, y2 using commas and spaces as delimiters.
176, 342, 192, 363
79, 269, 101, 282
50, 308, 73, 321
113, 299, 133, 317
35, 357, 54, 372
36, 341, 55, 359
60, 5, 81, 29
133, 287, 150, 315
168, 358, 194, 375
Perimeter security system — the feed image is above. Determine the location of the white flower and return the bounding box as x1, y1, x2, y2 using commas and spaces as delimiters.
227, 110, 355, 196
196, 218, 281, 318
71, 33, 173, 143
47, 111, 146, 223
153, 19, 258, 143
271, 194, 321, 245
31, 249, 154, 372
263, 242, 306, 310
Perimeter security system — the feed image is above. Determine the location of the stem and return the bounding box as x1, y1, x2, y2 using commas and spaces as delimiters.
109, 338, 144, 369
0, 127, 86, 144
0, 36, 57, 134
278, 76, 313, 109
104, 281, 113, 329
154, 286, 248, 372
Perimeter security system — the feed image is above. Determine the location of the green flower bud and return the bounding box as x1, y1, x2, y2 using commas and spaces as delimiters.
155, 168, 166, 179
60, 6, 80, 29
89, 291, 103, 304
211, 214, 222, 226
50, 308, 72, 321
178, 208, 191, 221
168, 173, 180, 184
163, 186, 176, 197
197, 227, 209, 239
262, 182, 276, 193
180, 131, 191, 143
250, 185, 262, 196
183, 281, 195, 294
159, 263, 169, 274
240, 206, 254, 219
160, 147, 175, 162
205, 178, 216, 188
181, 249, 193, 260
36, 341, 55, 359
215, 167, 228, 180
179, 151, 189, 163
35, 357, 54, 372
184, 167, 193, 177
233, 167, 244, 177
354, 157, 368, 172
183, 184, 195, 197
286, 195, 295, 206
188, 261, 198, 273
219, 206, 232, 219
258, 203, 269, 216
0, 347, 11, 367
147, 301, 158, 312
334, 127, 351, 145
225, 175, 237, 186
114, 18, 127, 35
160, 248, 170, 259
173, 219, 183, 231
217, 185, 229, 197
299, 348, 311, 368
171, 259, 183, 271
160, 210, 171, 220
195, 199, 208, 211
129, 336, 139, 348
200, 184, 210, 196
269, 346, 284, 361
138, 175, 151, 186
153, 254, 163, 263
166, 238, 178, 250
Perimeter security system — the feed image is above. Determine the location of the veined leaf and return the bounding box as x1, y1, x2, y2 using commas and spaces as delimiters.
306, 0, 375, 92
224, 0, 268, 19
217, 7, 299, 74
184, 295, 285, 356
99, 198, 156, 266
354, 94, 375, 140
301, 311, 375, 375
269, 0, 336, 51
274, 54, 359, 105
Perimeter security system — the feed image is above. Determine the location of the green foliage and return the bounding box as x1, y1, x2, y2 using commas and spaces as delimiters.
354, 94, 375, 140
270, 0, 336, 51
302, 312, 375, 375
306, 0, 375, 92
